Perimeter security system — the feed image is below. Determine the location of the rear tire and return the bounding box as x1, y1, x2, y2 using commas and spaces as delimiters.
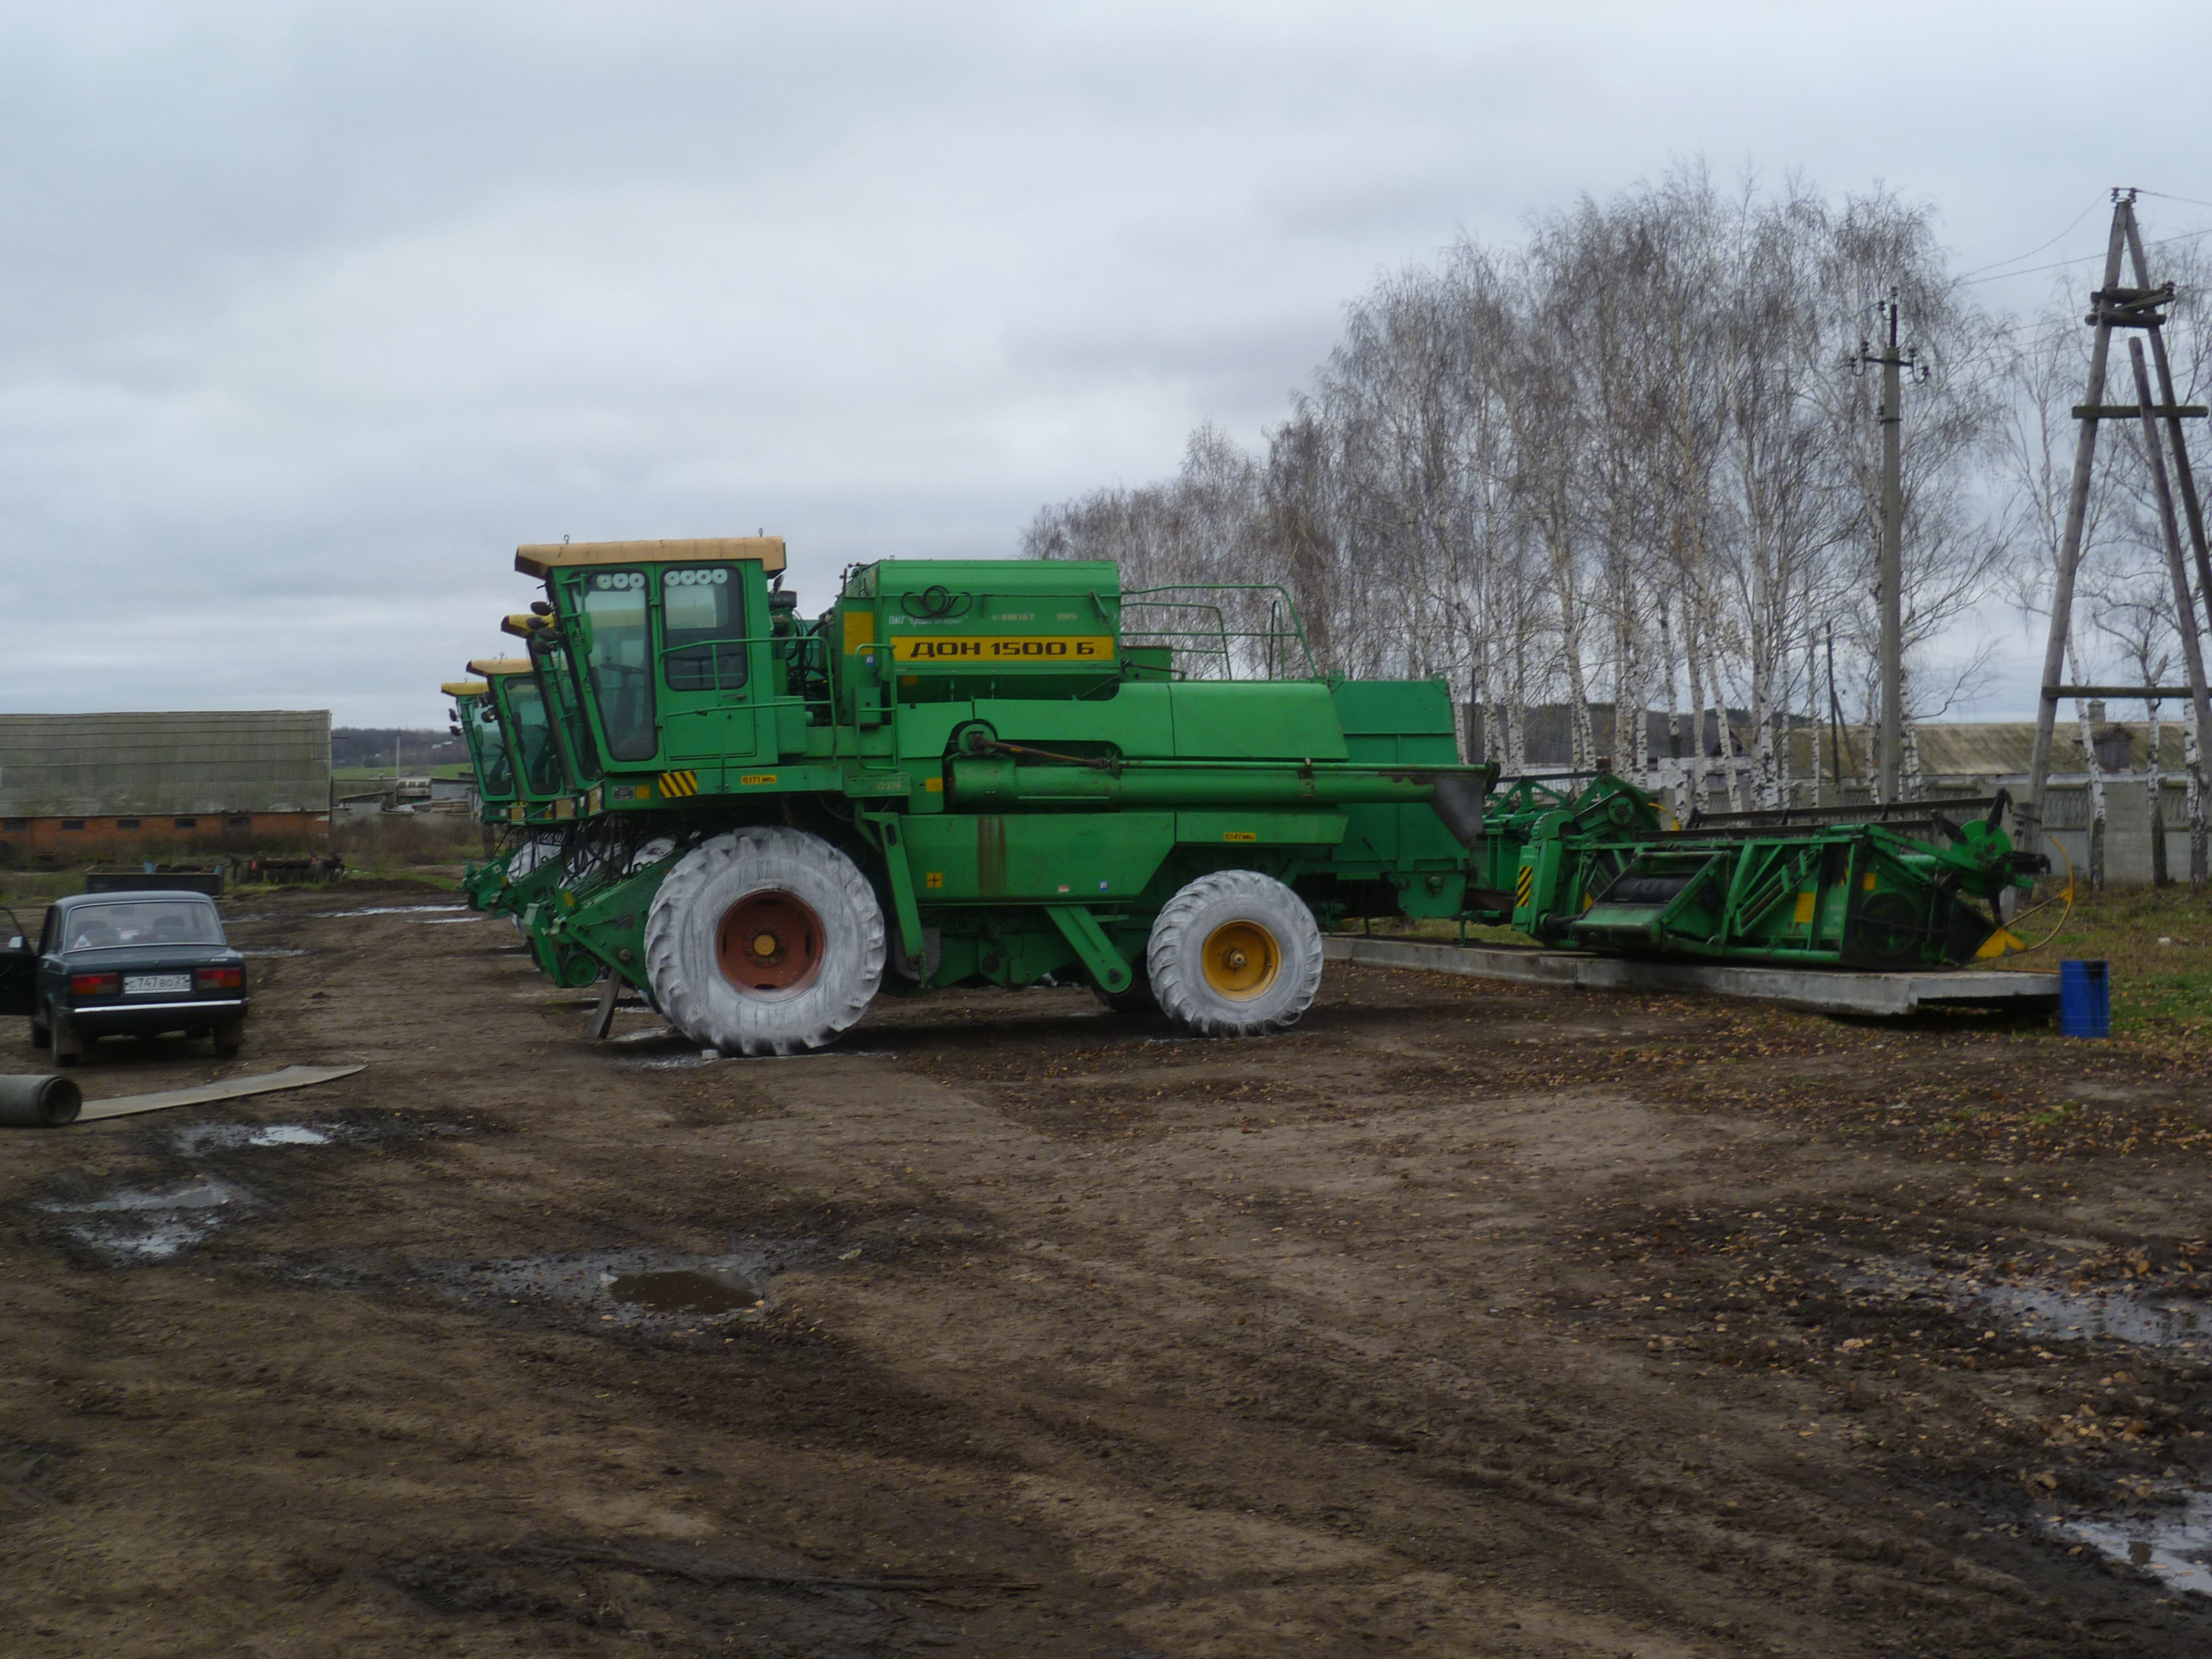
29, 1013, 50, 1050
1148, 870, 1323, 1038
643, 827, 884, 1056
212, 1020, 244, 1060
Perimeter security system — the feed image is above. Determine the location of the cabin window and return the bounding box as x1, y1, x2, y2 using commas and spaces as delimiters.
471, 705, 513, 797
504, 679, 562, 796
581, 570, 657, 761
661, 566, 748, 693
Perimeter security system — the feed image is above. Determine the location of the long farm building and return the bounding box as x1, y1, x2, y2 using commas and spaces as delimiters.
0, 710, 331, 861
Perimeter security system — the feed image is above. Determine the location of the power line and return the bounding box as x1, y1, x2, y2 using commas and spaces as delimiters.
1959, 223, 2212, 286
1953, 199, 2103, 281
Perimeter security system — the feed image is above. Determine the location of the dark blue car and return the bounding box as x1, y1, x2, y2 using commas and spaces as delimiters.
0, 891, 248, 1066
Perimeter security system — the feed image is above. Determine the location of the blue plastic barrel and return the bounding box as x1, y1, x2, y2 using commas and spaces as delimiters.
2059, 959, 2110, 1039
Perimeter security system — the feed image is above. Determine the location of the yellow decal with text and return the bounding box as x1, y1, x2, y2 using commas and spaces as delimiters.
1223, 831, 1256, 842
739, 773, 777, 786
890, 634, 1115, 664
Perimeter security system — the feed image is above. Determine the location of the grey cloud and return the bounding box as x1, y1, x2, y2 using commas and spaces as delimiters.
0, 1, 2203, 722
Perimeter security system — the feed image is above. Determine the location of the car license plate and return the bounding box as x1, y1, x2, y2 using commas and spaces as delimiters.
123, 973, 192, 995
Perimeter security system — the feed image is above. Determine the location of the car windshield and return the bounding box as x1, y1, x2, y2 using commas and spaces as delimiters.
64, 901, 226, 951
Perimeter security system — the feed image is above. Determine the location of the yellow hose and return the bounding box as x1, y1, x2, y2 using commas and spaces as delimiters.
1984, 834, 2077, 959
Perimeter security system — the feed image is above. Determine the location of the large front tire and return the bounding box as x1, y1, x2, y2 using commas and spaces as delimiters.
1147, 870, 1324, 1038
643, 827, 885, 1057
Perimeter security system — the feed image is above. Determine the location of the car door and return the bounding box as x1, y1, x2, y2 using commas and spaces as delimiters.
0, 914, 35, 1018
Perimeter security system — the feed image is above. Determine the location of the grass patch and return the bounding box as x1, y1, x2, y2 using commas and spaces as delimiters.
2004, 884, 2212, 1053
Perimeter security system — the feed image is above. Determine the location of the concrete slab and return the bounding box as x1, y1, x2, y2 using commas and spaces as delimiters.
1322, 936, 2060, 1019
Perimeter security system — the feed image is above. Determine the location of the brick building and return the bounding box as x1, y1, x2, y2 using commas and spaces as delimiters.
0, 711, 331, 863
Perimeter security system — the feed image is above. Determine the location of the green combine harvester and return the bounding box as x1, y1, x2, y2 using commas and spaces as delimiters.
449, 536, 2043, 1053
449, 656, 589, 920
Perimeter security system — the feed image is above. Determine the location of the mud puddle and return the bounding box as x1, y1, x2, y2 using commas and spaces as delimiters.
2052, 1486, 2212, 1597
1977, 1279, 2212, 1350
432, 1247, 808, 1328
1853, 1261, 2212, 1351
606, 1266, 764, 1316
173, 1122, 336, 1154
39, 1175, 255, 1260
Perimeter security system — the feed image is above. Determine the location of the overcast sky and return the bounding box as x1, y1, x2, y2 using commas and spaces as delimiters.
2, 1, 2208, 727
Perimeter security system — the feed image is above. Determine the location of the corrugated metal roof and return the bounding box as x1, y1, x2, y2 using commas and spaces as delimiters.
0, 711, 331, 816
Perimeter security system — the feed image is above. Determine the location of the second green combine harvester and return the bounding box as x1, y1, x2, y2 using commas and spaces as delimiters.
486, 538, 1499, 1051
458, 536, 2043, 1053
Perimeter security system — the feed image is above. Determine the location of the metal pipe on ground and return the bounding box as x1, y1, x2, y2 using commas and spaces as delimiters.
0, 1074, 84, 1128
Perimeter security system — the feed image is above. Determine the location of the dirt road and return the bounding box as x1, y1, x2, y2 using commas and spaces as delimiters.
3, 881, 2209, 1656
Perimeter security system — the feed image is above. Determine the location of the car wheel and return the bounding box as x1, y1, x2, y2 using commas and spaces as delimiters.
29, 1011, 50, 1049
212, 1020, 244, 1060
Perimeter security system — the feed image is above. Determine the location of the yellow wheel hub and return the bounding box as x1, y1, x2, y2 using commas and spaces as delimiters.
1202, 919, 1280, 1000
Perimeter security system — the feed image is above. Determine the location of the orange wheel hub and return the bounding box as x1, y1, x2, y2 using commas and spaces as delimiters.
716, 890, 825, 995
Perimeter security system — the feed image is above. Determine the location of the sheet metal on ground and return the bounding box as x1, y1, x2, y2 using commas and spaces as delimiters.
1322, 935, 2061, 1016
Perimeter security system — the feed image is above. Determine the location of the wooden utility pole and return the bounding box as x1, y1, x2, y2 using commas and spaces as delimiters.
2128, 336, 2212, 885
1856, 296, 1916, 802
2022, 189, 2212, 888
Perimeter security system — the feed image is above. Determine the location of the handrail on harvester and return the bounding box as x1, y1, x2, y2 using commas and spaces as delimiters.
1121, 585, 1318, 681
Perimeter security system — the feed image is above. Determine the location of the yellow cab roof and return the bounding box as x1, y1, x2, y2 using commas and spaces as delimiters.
515, 536, 786, 579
